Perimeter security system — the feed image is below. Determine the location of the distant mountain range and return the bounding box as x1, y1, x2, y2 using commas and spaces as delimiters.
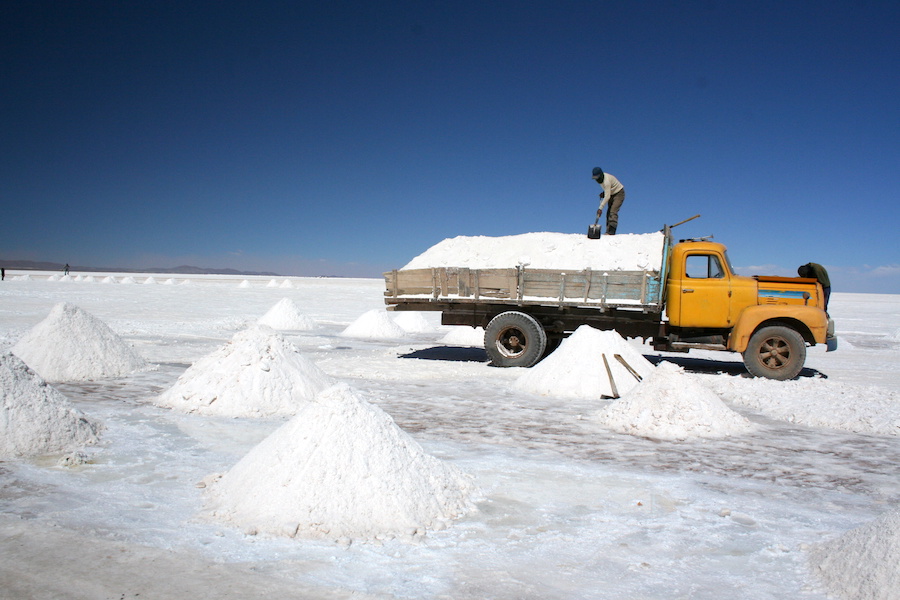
0, 259, 281, 277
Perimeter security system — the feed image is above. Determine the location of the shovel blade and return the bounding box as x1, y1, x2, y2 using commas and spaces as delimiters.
587, 224, 602, 239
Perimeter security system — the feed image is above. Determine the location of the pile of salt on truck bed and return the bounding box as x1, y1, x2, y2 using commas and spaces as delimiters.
384, 224, 836, 380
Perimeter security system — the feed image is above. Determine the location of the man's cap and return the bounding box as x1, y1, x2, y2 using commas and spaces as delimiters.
591, 167, 604, 181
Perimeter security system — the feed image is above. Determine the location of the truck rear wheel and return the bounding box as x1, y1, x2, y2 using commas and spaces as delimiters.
484, 311, 547, 367
742, 325, 806, 380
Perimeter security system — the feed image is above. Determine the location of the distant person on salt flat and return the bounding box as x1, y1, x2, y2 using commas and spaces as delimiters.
64, 264, 70, 275
798, 262, 831, 311
591, 167, 625, 235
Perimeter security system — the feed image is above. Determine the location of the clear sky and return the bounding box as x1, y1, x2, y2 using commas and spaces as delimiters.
2, 1, 898, 292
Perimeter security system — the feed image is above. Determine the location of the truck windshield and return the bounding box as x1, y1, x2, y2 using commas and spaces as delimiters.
723, 251, 737, 275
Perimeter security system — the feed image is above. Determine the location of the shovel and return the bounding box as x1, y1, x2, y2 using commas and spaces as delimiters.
587, 210, 602, 239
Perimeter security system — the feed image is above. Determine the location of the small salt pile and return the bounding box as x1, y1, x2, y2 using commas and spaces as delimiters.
155, 325, 333, 417
595, 361, 755, 440
205, 383, 478, 542
340, 309, 406, 340
12, 302, 148, 382
257, 298, 316, 331
238, 280, 251, 288
143, 276, 157, 285
120, 276, 136, 284
393, 311, 434, 334
808, 508, 900, 600
0, 352, 101, 459
439, 327, 485, 347
279, 279, 293, 289
266, 279, 279, 288
514, 325, 654, 399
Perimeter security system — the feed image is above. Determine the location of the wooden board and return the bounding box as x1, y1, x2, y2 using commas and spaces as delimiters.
385, 266, 664, 310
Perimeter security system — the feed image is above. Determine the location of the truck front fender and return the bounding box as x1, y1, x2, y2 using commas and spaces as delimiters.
728, 305, 830, 352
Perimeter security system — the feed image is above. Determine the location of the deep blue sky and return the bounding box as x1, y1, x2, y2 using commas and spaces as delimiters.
2, 1, 898, 292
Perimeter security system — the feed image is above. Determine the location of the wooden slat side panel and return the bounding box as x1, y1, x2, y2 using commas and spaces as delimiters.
519, 269, 659, 303
585, 272, 657, 302
386, 267, 663, 306
520, 271, 565, 299
471, 269, 517, 299
385, 269, 443, 297
386, 268, 517, 299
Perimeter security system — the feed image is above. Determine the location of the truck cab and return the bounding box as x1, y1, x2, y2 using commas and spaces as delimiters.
659, 239, 837, 379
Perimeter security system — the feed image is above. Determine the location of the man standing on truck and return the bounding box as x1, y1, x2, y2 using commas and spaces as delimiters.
798, 262, 831, 311
591, 167, 625, 235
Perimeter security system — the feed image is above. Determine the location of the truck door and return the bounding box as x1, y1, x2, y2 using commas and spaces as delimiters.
677, 253, 732, 327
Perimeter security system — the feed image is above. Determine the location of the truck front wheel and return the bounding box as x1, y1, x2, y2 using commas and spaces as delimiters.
484, 311, 547, 367
742, 325, 806, 380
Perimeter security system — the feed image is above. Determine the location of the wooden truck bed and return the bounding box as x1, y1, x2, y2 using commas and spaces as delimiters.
383, 266, 665, 312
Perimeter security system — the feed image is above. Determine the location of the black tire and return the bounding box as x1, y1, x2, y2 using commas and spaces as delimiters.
484, 311, 547, 367
542, 335, 563, 359
742, 325, 806, 380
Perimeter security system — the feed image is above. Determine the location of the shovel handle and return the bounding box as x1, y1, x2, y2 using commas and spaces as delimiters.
671, 214, 701, 228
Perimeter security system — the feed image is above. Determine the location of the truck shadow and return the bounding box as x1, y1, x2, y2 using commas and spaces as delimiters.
645, 355, 826, 379
397, 346, 826, 379
399, 346, 490, 363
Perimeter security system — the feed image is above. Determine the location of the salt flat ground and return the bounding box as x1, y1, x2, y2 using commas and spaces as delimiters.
0, 273, 898, 599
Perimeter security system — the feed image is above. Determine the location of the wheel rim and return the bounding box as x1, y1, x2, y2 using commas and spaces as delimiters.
496, 326, 527, 358
758, 336, 792, 369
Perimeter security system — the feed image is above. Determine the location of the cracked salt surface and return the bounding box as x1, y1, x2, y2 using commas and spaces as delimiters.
0, 273, 898, 599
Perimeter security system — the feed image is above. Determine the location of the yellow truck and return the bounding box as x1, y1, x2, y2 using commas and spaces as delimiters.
383, 224, 837, 380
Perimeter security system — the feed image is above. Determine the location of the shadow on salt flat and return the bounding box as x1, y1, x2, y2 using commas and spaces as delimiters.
398, 346, 489, 363
647, 354, 826, 379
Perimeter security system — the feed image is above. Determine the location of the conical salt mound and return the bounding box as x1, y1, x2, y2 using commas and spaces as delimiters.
12, 302, 148, 382
595, 362, 755, 440
393, 311, 434, 334
0, 352, 101, 459
513, 325, 654, 398
809, 508, 900, 600
439, 326, 485, 347
205, 383, 478, 542
155, 325, 333, 417
339, 309, 406, 340
257, 298, 316, 331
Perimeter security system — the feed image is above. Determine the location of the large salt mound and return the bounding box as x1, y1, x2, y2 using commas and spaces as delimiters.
393, 311, 434, 334
205, 383, 478, 542
155, 325, 333, 417
12, 302, 148, 382
595, 362, 756, 440
257, 298, 317, 331
402, 231, 665, 272
808, 508, 900, 600
340, 309, 406, 340
0, 353, 101, 459
514, 326, 655, 399
439, 326, 485, 347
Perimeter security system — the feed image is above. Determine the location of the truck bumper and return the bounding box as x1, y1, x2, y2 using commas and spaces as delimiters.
826, 318, 837, 352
